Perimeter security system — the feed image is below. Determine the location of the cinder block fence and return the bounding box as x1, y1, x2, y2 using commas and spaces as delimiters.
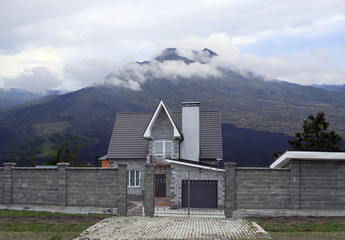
0, 162, 127, 215
225, 160, 345, 218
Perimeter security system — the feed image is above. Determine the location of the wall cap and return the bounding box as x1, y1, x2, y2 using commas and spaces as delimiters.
271, 151, 345, 168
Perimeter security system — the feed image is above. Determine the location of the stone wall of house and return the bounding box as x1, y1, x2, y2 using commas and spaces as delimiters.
149, 109, 179, 162
111, 159, 146, 201
170, 163, 225, 209
235, 168, 291, 209
0, 163, 127, 215
151, 110, 173, 140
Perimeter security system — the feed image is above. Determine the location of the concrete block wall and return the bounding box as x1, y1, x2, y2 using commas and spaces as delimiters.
144, 163, 155, 216
235, 168, 291, 209
224, 159, 345, 217
12, 168, 59, 205
66, 168, 118, 207
0, 167, 4, 204
0, 163, 127, 215
170, 164, 225, 208
299, 160, 345, 210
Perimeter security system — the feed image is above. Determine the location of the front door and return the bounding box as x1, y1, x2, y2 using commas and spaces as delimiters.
155, 174, 166, 197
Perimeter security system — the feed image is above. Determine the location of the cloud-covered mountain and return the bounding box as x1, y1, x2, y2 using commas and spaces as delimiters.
1, 48, 345, 167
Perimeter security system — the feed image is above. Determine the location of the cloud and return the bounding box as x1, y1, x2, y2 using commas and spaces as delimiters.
1, 0, 344, 92
1, 58, 122, 93
3, 67, 62, 94
102, 57, 223, 90
175, 33, 345, 85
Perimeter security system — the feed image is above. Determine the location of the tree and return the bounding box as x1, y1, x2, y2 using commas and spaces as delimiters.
24, 149, 35, 167
288, 112, 343, 151
45, 136, 85, 166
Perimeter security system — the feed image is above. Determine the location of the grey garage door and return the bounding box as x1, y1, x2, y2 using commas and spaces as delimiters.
182, 180, 218, 208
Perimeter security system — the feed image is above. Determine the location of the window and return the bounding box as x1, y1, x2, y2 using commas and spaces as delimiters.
128, 170, 140, 187
154, 139, 173, 158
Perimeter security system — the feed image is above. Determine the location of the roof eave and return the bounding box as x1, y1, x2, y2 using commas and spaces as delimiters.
270, 151, 345, 168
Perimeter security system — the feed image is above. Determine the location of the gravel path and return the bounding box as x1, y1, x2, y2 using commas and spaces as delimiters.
75, 216, 270, 239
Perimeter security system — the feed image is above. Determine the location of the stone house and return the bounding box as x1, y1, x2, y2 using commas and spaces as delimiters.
102, 99, 224, 208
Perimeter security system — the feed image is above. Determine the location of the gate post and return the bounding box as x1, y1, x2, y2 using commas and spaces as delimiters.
57, 163, 69, 207
225, 162, 236, 218
144, 163, 155, 217
117, 163, 127, 215
4, 162, 16, 205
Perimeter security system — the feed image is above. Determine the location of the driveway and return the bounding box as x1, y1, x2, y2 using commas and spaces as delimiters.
75, 216, 270, 239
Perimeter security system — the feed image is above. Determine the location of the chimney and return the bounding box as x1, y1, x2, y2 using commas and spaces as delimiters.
180, 102, 200, 162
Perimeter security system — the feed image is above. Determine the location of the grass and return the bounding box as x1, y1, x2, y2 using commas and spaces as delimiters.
127, 201, 137, 210
0, 209, 106, 240
250, 216, 345, 240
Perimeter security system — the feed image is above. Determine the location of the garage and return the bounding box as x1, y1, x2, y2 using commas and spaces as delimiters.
182, 180, 218, 208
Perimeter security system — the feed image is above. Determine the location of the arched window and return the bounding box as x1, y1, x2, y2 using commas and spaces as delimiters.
154, 139, 173, 159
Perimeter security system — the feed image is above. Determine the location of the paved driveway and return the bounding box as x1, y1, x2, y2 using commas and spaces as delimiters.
75, 216, 270, 240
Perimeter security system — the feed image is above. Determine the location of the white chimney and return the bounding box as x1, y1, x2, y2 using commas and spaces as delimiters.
180, 102, 200, 162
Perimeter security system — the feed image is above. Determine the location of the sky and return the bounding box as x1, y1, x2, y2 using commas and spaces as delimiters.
0, 0, 344, 93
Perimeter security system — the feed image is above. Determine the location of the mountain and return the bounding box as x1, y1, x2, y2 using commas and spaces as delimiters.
155, 48, 194, 64
0, 88, 43, 109
1, 48, 345, 167
313, 84, 345, 93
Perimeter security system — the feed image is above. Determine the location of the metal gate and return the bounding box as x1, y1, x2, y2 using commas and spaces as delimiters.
182, 180, 218, 208
155, 174, 166, 197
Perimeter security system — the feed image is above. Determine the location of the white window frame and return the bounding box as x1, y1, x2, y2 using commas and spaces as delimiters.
154, 139, 173, 159
127, 170, 140, 187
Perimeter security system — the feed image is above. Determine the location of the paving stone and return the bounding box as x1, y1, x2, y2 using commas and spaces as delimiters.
75, 216, 270, 240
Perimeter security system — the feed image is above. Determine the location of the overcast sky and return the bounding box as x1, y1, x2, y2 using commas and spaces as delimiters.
1, 0, 344, 93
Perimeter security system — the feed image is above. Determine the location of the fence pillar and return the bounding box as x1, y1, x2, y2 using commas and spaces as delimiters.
225, 162, 236, 218
117, 163, 127, 215
144, 163, 155, 217
57, 163, 69, 207
290, 160, 300, 210
4, 162, 16, 205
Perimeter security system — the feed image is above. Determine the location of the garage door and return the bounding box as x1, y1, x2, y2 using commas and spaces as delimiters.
182, 180, 218, 208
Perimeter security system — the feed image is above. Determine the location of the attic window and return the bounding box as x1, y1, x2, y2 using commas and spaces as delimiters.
154, 139, 173, 159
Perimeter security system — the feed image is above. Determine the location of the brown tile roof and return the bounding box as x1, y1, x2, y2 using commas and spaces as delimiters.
106, 110, 223, 160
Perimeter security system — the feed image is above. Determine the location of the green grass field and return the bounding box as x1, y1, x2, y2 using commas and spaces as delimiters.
252, 216, 345, 240
0, 209, 106, 240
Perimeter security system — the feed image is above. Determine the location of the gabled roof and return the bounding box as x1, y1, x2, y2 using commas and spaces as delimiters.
107, 113, 152, 159
143, 99, 182, 139
270, 151, 345, 168
106, 110, 223, 160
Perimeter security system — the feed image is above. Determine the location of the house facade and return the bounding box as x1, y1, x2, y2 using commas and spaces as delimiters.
104, 100, 224, 208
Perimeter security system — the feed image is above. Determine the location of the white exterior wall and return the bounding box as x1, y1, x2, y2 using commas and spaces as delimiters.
180, 103, 199, 162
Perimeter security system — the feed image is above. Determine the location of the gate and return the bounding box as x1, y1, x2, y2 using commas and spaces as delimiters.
155, 174, 166, 197
182, 180, 218, 208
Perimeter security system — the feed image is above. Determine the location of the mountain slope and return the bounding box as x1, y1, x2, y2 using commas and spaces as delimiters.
1, 49, 345, 167
0, 88, 43, 109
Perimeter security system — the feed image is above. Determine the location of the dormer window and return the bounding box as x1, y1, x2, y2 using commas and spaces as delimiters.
154, 139, 173, 159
